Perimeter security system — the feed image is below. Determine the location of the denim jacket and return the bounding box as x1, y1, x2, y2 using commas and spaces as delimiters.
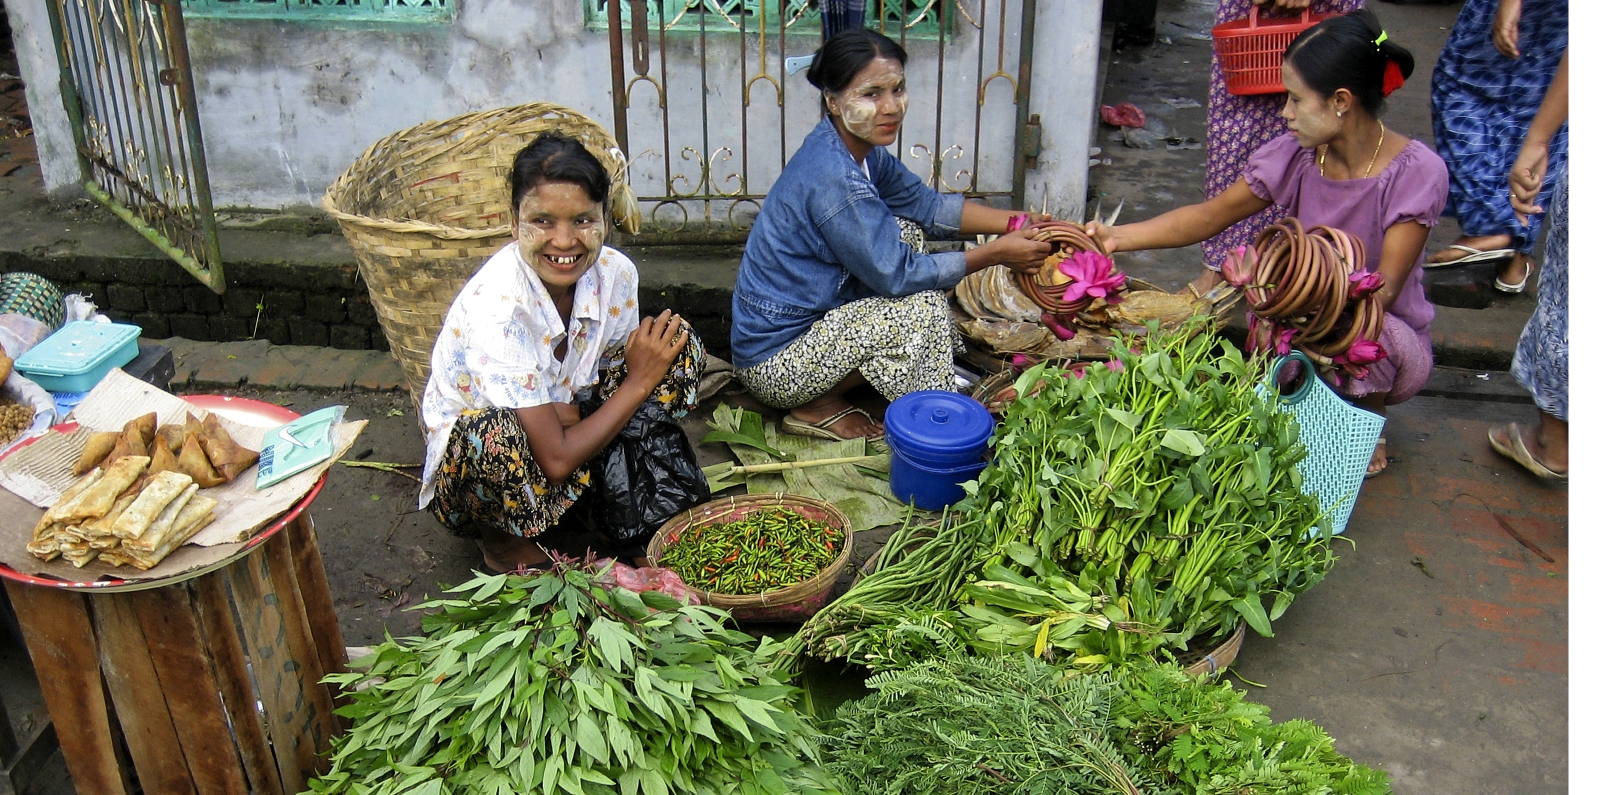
731, 118, 967, 369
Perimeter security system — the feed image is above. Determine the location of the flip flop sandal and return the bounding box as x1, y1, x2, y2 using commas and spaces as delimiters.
1364, 437, 1389, 479
1423, 244, 1516, 269
781, 406, 884, 442
1494, 273, 1529, 294
1487, 422, 1567, 481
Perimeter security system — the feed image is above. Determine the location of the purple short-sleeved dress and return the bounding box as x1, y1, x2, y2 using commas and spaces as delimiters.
1242, 134, 1448, 403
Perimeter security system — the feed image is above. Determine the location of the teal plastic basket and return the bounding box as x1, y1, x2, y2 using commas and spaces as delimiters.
1264, 351, 1385, 536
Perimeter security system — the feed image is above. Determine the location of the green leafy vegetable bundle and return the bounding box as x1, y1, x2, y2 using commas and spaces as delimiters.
820, 653, 1390, 795
307, 567, 838, 795
794, 321, 1336, 670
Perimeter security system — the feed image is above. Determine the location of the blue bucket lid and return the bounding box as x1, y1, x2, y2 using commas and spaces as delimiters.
884, 391, 994, 463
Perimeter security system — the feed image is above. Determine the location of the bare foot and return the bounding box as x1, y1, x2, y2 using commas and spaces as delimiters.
1495, 254, 1531, 290
789, 397, 881, 440
1427, 234, 1514, 264
1366, 440, 1389, 478
477, 526, 552, 573
1188, 268, 1223, 296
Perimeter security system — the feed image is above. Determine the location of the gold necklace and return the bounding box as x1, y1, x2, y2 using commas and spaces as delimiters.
1318, 121, 1386, 179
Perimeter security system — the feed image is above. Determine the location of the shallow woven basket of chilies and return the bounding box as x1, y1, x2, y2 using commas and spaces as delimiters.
1244, 219, 1381, 364
648, 493, 854, 623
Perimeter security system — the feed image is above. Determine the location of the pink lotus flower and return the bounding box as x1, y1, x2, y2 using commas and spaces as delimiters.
1221, 245, 1256, 288
1010, 353, 1038, 373
1107, 358, 1125, 372
1273, 326, 1296, 356
1337, 338, 1388, 367
1057, 250, 1128, 305
1041, 312, 1077, 341
1348, 270, 1385, 300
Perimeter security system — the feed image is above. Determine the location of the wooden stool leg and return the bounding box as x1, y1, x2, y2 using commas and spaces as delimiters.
192, 574, 284, 795
285, 514, 350, 712
2, 582, 127, 795
91, 593, 198, 795
225, 541, 336, 795
128, 587, 250, 795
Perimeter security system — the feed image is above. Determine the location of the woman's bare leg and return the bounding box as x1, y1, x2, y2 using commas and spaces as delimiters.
1355, 392, 1391, 476
477, 525, 553, 573
788, 370, 879, 438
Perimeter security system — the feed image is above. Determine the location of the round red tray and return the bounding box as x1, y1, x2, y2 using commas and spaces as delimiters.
0, 395, 326, 592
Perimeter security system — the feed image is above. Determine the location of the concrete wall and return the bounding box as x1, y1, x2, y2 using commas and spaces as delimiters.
9, 0, 1101, 221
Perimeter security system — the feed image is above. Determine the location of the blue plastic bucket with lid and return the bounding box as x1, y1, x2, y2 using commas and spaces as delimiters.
883, 390, 995, 510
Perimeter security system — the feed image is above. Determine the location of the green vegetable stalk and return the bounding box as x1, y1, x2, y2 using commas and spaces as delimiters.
307, 566, 838, 795
791, 319, 1338, 671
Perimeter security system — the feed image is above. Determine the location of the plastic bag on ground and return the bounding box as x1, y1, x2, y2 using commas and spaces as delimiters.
0, 313, 52, 359
0, 372, 58, 455
595, 558, 701, 605
1100, 102, 1146, 128
577, 393, 711, 554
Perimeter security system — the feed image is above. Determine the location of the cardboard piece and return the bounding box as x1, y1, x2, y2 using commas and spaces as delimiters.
0, 369, 366, 584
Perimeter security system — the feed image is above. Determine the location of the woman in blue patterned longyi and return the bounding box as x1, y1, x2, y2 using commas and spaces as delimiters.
1425, 0, 1566, 292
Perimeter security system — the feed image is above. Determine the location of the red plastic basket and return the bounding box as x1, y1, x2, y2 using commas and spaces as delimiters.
1212, 8, 1334, 96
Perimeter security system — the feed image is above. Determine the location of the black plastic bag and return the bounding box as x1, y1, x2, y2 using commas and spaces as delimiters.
578, 392, 709, 552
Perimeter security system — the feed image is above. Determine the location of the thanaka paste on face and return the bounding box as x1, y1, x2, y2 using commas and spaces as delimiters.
514, 186, 607, 284
828, 58, 908, 141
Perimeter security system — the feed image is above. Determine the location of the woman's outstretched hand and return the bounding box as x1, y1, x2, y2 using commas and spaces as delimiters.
1083, 221, 1119, 255
623, 310, 688, 390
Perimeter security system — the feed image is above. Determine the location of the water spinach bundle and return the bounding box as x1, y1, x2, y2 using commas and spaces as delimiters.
795, 321, 1336, 669
308, 567, 837, 795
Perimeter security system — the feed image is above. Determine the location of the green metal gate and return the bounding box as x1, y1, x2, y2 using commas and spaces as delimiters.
45, 0, 224, 293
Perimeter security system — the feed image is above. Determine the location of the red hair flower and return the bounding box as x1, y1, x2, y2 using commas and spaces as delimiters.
1382, 60, 1405, 97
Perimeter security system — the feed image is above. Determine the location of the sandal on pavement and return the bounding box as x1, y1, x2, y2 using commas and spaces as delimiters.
1494, 273, 1529, 294
1488, 422, 1567, 481
781, 406, 884, 442
1423, 244, 1516, 269
1364, 437, 1389, 479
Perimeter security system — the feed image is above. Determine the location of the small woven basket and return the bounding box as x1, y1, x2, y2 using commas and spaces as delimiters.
322, 103, 641, 401
1177, 626, 1246, 679
648, 494, 854, 623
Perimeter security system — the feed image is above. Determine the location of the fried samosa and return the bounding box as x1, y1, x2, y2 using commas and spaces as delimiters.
199, 415, 259, 482
72, 432, 121, 476
125, 496, 215, 570
155, 423, 187, 454
124, 482, 198, 554
112, 471, 194, 541
60, 455, 150, 523
123, 412, 157, 447
102, 427, 147, 469
33, 469, 103, 540
178, 433, 226, 488
148, 438, 181, 477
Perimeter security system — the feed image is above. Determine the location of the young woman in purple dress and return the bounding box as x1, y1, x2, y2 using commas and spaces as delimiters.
1090, 11, 1447, 478
1194, 0, 1365, 295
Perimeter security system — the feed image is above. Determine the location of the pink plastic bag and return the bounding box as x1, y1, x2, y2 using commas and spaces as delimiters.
595, 559, 702, 606
1099, 102, 1146, 129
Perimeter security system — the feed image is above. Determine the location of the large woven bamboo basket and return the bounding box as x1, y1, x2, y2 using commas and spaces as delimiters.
648, 494, 854, 624
322, 103, 641, 400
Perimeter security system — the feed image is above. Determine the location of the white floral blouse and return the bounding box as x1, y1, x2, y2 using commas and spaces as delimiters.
419, 243, 640, 507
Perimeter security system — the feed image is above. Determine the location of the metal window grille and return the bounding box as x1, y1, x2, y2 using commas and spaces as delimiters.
180, 0, 453, 21
585, 0, 941, 37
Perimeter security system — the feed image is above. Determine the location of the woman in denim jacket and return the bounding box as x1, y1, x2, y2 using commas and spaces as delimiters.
732, 28, 1053, 441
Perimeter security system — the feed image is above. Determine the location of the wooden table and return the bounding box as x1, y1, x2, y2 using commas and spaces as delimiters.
0, 398, 349, 795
